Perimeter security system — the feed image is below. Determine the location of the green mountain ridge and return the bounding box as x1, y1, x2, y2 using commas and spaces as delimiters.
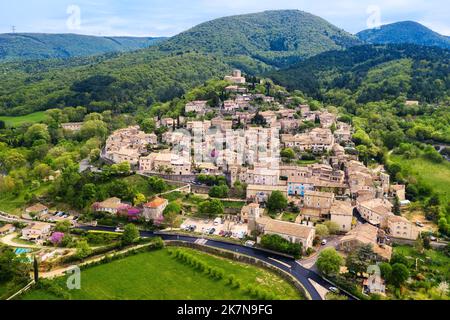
268, 44, 450, 103
1, 11, 448, 117
159, 10, 362, 69
357, 21, 450, 49
0, 10, 364, 116
0, 33, 167, 62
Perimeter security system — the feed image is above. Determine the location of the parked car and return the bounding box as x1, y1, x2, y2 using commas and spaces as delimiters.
329, 287, 340, 294
244, 240, 255, 247
321, 239, 328, 246
430, 236, 437, 241
237, 231, 246, 239
115, 227, 124, 233
209, 228, 216, 235
190, 225, 197, 232
219, 230, 225, 236
416, 221, 424, 227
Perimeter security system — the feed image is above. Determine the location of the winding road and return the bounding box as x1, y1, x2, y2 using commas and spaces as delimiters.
78, 225, 355, 301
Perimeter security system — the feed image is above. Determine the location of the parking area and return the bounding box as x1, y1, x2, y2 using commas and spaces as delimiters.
181, 217, 249, 240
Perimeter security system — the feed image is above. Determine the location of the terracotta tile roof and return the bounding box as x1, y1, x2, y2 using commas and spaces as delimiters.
0, 224, 14, 233
25, 203, 48, 212
257, 217, 315, 239
144, 197, 168, 208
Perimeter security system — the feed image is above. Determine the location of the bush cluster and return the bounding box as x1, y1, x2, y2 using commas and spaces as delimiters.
168, 249, 277, 300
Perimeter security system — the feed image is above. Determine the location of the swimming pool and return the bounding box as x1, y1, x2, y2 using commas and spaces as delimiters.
14, 248, 32, 255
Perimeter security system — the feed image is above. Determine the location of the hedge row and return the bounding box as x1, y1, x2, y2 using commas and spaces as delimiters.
78, 238, 165, 271
168, 249, 278, 300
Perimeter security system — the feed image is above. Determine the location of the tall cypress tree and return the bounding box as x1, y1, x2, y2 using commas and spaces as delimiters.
33, 256, 39, 283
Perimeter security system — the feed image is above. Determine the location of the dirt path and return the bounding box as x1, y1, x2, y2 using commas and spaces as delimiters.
0, 233, 41, 249
39, 243, 152, 279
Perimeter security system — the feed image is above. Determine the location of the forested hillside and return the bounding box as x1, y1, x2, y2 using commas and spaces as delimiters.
0, 50, 229, 116
357, 21, 450, 49
269, 44, 450, 103
0, 33, 166, 62
159, 10, 361, 69
0, 10, 364, 116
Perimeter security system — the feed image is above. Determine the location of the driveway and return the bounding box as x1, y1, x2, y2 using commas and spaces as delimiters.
0, 233, 40, 249
299, 235, 343, 271
182, 217, 248, 237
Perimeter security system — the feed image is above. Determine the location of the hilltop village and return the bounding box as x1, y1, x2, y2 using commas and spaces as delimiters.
1, 67, 448, 301
98, 70, 418, 261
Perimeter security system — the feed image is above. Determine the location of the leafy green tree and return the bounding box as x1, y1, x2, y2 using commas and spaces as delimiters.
75, 240, 92, 259
209, 185, 229, 198
80, 183, 97, 207
140, 118, 156, 133
379, 262, 392, 281
45, 109, 69, 124
390, 263, 410, 288
163, 210, 179, 229
55, 220, 71, 233
133, 193, 147, 206
315, 224, 329, 237
260, 234, 302, 258
267, 191, 288, 213
390, 252, 409, 266
122, 224, 140, 245
345, 244, 374, 276
317, 247, 343, 276
24, 124, 50, 146
163, 202, 182, 216
80, 120, 108, 140
393, 195, 401, 216
0, 246, 31, 283
84, 113, 103, 122
198, 199, 224, 217
280, 148, 296, 160
423, 235, 431, 249
323, 221, 340, 234
148, 177, 168, 193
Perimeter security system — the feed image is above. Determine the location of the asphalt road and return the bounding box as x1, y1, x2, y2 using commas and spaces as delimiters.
79, 225, 355, 301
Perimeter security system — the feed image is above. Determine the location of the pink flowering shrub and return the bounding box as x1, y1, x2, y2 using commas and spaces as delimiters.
49, 232, 65, 246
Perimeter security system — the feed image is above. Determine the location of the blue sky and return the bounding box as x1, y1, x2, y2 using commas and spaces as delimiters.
0, 0, 449, 36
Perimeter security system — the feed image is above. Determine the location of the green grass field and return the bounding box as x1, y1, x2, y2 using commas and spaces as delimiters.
20, 248, 302, 300
282, 212, 299, 222
390, 155, 450, 203
220, 200, 246, 209
0, 112, 46, 127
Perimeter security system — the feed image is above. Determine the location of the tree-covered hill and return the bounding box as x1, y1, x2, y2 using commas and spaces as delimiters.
0, 33, 167, 62
0, 50, 230, 116
357, 21, 450, 49
159, 10, 361, 69
268, 44, 450, 103
0, 10, 364, 116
